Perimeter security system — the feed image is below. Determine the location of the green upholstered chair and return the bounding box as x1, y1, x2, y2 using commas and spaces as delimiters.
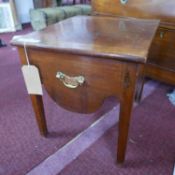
30, 4, 92, 30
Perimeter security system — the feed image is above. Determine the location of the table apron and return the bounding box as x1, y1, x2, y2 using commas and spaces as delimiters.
18, 47, 140, 113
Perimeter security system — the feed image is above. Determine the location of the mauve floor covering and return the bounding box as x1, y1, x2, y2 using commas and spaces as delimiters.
0, 25, 175, 175
0, 26, 115, 175
59, 85, 175, 175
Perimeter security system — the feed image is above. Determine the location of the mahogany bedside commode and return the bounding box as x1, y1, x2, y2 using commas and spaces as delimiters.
11, 16, 159, 163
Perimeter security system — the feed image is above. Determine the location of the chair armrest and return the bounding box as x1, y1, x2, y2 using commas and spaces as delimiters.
30, 5, 92, 31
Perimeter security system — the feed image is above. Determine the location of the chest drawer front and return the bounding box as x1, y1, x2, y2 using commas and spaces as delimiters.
28, 49, 125, 113
148, 28, 175, 71
92, 0, 175, 27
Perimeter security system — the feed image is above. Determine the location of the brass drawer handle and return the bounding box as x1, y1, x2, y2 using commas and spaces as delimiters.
120, 0, 128, 5
56, 72, 85, 89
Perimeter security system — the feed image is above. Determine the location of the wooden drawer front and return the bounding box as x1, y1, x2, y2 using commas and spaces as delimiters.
29, 49, 125, 113
148, 28, 175, 71
92, 0, 175, 27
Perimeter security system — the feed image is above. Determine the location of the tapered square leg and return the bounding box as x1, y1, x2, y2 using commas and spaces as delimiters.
135, 65, 145, 103
30, 95, 48, 137
117, 64, 138, 163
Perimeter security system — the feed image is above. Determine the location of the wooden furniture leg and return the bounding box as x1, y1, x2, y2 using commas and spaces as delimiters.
135, 78, 145, 103
117, 65, 138, 163
30, 95, 48, 137
135, 65, 145, 103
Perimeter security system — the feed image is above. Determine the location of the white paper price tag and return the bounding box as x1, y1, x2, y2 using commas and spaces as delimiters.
22, 65, 43, 95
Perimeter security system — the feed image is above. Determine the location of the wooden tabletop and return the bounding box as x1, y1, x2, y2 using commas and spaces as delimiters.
11, 16, 159, 63
92, 0, 175, 29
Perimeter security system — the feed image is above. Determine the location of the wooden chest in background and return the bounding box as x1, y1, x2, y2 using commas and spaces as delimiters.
92, 0, 175, 86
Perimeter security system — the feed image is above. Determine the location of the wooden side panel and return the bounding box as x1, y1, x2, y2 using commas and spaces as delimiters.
92, 0, 175, 27
27, 48, 126, 113
145, 63, 175, 86
148, 28, 175, 71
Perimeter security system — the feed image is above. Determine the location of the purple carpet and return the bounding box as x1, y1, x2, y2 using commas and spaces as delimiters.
0, 26, 116, 175
58, 84, 175, 175
0, 26, 175, 175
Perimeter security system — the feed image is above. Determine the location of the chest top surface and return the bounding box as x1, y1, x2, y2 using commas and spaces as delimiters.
92, 0, 175, 28
11, 16, 159, 63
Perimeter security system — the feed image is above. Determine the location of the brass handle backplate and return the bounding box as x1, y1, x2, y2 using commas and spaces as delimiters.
56, 72, 85, 89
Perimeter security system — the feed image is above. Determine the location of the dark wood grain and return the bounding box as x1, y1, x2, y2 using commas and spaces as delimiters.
91, 0, 175, 103
144, 27, 175, 88
12, 16, 159, 163
92, 0, 175, 28
135, 65, 145, 103
27, 49, 124, 113
17, 48, 48, 137
117, 63, 139, 163
30, 95, 48, 136
145, 64, 175, 85
11, 16, 159, 63
148, 28, 175, 71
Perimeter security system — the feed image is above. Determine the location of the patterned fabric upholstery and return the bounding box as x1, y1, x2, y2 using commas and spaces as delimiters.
30, 5, 92, 30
